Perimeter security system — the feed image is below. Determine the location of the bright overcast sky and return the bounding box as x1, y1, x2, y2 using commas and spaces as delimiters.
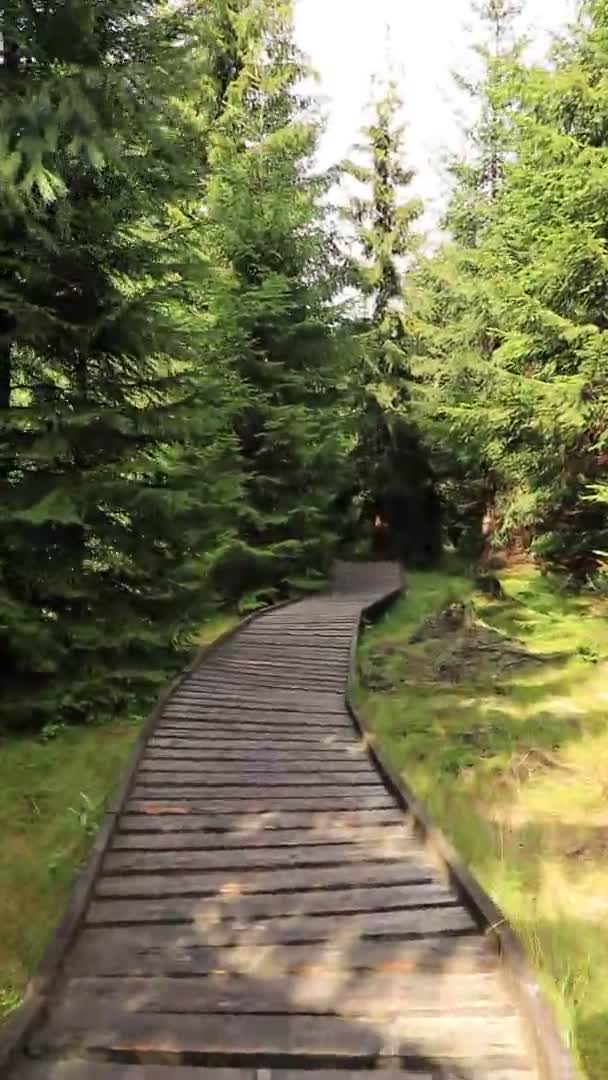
294, 0, 577, 225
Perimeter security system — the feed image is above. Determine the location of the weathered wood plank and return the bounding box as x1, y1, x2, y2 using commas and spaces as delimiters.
88, 883, 453, 926
276, 1072, 531, 1080
133, 777, 382, 794
158, 711, 353, 724
111, 825, 412, 850
82, 905, 476, 945
140, 754, 372, 771
153, 722, 354, 736
131, 781, 385, 797
227, 641, 352, 654
211, 659, 350, 673
31, 1012, 382, 1062
15, 1065, 254, 1080
102, 839, 417, 875
183, 677, 348, 692
46, 970, 510, 1018
164, 695, 347, 714
65, 929, 496, 978
127, 794, 396, 813
150, 730, 356, 745
95, 862, 435, 899
32, 1009, 528, 1069
191, 665, 347, 678
119, 808, 404, 832
159, 713, 352, 728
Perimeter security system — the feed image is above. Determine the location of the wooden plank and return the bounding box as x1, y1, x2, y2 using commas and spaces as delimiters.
276, 1072, 531, 1080
223, 635, 353, 647
119, 809, 404, 832
80, 904, 475, 945
228, 641, 352, 654
176, 681, 348, 696
95, 861, 435, 899
274, 1072, 432, 1080
141, 752, 371, 768
213, 661, 348, 674
185, 676, 347, 692
163, 695, 347, 710
102, 839, 417, 874
159, 713, 352, 729
154, 712, 352, 730
126, 795, 396, 813
217, 663, 349, 677
161, 706, 348, 723
152, 734, 353, 749
88, 883, 453, 925
112, 824, 411, 850
201, 653, 349, 665
182, 682, 348, 695
131, 781, 385, 798
150, 728, 356, 743
134, 773, 381, 789
158, 709, 351, 721
46, 969, 510, 1018
138, 764, 375, 780
386, 1015, 529, 1065
13, 1064, 469, 1080
15, 1071, 431, 1080
65, 928, 496, 978
33, 1010, 528, 1070
201, 676, 347, 690
153, 732, 354, 747
164, 694, 347, 714
32, 1011, 382, 1062
158, 711, 353, 724
245, 624, 356, 632
15, 1065, 254, 1080
146, 740, 357, 754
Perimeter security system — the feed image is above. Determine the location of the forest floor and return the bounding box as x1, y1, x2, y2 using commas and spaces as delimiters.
355, 558, 608, 1080
0, 610, 238, 1022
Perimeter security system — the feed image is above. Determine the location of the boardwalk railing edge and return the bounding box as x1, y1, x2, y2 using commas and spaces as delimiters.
0, 595, 299, 1075
347, 587, 577, 1080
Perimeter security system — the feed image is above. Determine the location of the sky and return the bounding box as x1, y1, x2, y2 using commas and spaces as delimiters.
293, 0, 577, 227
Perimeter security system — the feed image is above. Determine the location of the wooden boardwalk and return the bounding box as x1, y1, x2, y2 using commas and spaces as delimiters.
6, 562, 562, 1079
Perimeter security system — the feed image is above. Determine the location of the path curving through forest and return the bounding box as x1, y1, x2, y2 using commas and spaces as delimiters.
4, 562, 565, 1079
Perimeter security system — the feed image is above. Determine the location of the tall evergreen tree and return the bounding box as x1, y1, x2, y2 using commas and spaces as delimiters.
0, 1, 242, 729
446, 0, 523, 245
461, 0, 608, 577
413, 0, 608, 578
408, 0, 525, 559
342, 82, 442, 565
201, 0, 350, 608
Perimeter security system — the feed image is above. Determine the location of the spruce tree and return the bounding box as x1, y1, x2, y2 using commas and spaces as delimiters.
408, 0, 525, 559
465, 0, 608, 577
201, 0, 350, 608
0, 1, 242, 729
342, 82, 441, 566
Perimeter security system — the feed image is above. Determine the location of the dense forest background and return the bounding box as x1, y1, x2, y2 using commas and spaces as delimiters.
2, 0, 608, 731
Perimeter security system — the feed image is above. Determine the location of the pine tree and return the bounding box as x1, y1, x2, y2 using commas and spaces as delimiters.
200, 0, 350, 608
407, 0, 526, 560
414, 0, 608, 578
445, 0, 524, 245
342, 81, 442, 566
464, 0, 608, 577
0, 1, 243, 729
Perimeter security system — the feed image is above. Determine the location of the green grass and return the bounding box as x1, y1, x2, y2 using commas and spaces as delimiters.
0, 609, 239, 1023
0, 717, 140, 1020
190, 610, 239, 647
356, 560, 608, 1080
